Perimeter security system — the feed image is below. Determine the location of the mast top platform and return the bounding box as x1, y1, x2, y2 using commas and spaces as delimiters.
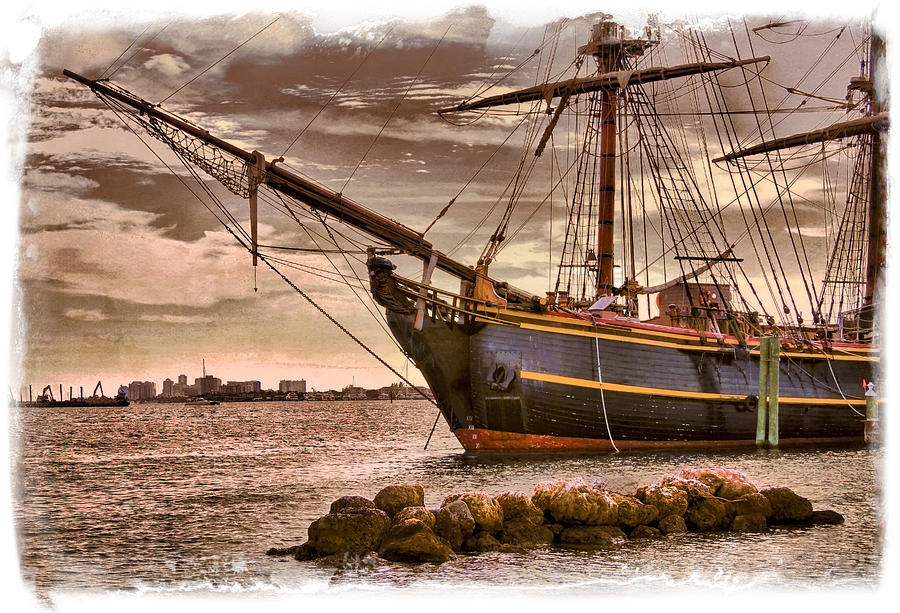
578, 21, 657, 67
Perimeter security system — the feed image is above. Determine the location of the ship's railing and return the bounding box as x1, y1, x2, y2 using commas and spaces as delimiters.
389, 274, 520, 328
834, 304, 877, 343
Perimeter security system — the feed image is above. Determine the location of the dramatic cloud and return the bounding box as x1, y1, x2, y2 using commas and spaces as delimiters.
7, 4, 877, 394
142, 53, 191, 77
64, 308, 110, 321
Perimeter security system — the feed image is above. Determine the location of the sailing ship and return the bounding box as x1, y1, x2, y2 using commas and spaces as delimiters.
63, 14, 885, 451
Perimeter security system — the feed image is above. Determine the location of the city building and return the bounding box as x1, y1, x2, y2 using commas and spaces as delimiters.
195, 375, 221, 396
279, 379, 307, 393
162, 378, 174, 398
178, 384, 200, 397
341, 385, 367, 400
222, 380, 262, 394
128, 380, 157, 401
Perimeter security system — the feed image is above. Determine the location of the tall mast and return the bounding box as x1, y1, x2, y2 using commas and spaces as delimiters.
864, 29, 886, 310
577, 21, 654, 297
67, 40, 768, 310
714, 26, 887, 319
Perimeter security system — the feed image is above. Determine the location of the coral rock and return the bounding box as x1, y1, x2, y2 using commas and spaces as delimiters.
657, 514, 687, 534
462, 531, 503, 552
495, 491, 545, 526
433, 499, 476, 550
657, 476, 716, 502
442, 492, 504, 533
729, 492, 773, 520
532, 480, 573, 512
548, 484, 619, 525
637, 484, 689, 519
677, 468, 726, 491
330, 495, 376, 514
686, 497, 735, 532
809, 510, 844, 525
378, 518, 455, 563
717, 474, 758, 500
611, 493, 659, 528
629, 525, 662, 539
293, 541, 319, 561
497, 517, 555, 546
559, 525, 626, 545
373, 484, 425, 517
731, 513, 768, 532
393, 506, 436, 530
678, 468, 757, 500
759, 487, 813, 523
307, 507, 391, 555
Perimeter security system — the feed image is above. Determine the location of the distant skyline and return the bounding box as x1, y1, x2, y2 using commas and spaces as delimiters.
2, 0, 891, 397
14, 362, 319, 397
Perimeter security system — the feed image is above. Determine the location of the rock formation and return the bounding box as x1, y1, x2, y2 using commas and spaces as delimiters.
267, 468, 844, 567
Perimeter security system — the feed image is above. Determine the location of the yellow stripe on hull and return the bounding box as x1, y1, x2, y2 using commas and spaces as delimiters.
515, 321, 878, 363
520, 370, 868, 406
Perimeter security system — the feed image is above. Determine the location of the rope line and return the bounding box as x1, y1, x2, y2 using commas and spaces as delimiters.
590, 315, 619, 453
279, 25, 396, 159
160, 15, 282, 104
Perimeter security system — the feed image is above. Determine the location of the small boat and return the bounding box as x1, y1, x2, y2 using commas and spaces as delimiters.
184, 398, 220, 406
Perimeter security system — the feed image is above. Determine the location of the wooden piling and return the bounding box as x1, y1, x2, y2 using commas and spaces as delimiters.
766, 336, 780, 447
756, 336, 781, 448
756, 337, 769, 447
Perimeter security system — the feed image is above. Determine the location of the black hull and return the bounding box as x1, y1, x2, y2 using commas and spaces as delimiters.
386, 308, 876, 452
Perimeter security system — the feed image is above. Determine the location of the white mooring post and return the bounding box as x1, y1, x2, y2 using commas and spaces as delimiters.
864, 381, 879, 443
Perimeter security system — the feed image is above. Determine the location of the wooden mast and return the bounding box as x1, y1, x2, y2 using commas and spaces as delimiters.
434, 57, 769, 114
864, 30, 886, 310
577, 21, 652, 297
714, 28, 887, 318
711, 113, 887, 163
438, 23, 766, 302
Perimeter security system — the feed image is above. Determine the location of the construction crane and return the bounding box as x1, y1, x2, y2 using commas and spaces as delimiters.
39, 385, 54, 402
91, 381, 105, 398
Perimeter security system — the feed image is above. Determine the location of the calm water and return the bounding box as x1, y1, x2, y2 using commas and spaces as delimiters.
12, 400, 882, 600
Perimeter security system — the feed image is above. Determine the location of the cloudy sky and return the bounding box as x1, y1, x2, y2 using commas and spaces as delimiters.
1, 0, 889, 395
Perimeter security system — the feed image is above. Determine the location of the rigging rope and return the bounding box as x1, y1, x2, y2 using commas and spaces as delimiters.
422, 115, 529, 236
737, 21, 820, 328
279, 25, 396, 159
160, 15, 282, 104
101, 22, 154, 79
97, 88, 442, 421
340, 24, 452, 193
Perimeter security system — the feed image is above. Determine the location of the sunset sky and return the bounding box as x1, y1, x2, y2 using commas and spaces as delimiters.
2, 0, 891, 395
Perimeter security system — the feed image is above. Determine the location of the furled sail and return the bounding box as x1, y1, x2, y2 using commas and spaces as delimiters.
436, 57, 770, 114
712, 112, 888, 162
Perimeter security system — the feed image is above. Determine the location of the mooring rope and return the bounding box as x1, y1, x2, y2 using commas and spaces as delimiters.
824, 357, 865, 417
590, 315, 619, 453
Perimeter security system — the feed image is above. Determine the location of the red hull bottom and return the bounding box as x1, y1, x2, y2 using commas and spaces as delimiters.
452, 427, 863, 453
